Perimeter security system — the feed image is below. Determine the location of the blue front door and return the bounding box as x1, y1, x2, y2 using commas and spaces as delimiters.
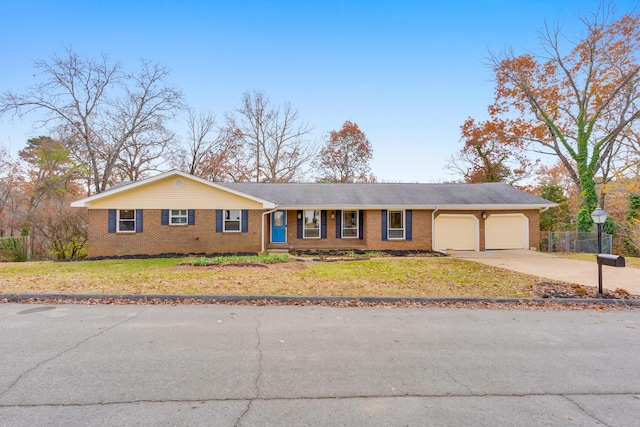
271, 210, 287, 243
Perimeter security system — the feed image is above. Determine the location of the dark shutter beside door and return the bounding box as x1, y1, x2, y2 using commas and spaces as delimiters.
321, 210, 327, 239
381, 210, 388, 241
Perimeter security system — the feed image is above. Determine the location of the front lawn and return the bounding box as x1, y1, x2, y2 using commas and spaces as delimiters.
0, 255, 547, 298
555, 253, 640, 268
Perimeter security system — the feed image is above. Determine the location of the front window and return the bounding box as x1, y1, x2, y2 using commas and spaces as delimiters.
170, 209, 187, 225
118, 209, 135, 232
224, 209, 241, 232
303, 210, 321, 238
388, 210, 404, 239
342, 210, 358, 238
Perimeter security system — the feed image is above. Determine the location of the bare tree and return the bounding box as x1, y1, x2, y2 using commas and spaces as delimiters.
222, 90, 316, 182
1, 48, 183, 193
0, 147, 26, 236
113, 128, 175, 182
171, 109, 235, 181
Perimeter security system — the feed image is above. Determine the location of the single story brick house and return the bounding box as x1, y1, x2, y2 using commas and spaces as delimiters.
70, 170, 555, 257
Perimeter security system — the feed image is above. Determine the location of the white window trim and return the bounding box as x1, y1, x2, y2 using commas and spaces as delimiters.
303, 210, 321, 239
388, 210, 405, 240
341, 210, 359, 239
223, 209, 242, 233
117, 209, 136, 233
170, 209, 188, 225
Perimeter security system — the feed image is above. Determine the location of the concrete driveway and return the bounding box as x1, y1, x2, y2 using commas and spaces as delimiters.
451, 249, 640, 295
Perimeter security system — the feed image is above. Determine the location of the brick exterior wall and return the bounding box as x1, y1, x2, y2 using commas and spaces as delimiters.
270, 210, 433, 252
88, 209, 263, 257
87, 208, 541, 257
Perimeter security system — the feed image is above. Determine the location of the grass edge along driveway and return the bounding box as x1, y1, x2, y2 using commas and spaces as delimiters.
0, 256, 552, 299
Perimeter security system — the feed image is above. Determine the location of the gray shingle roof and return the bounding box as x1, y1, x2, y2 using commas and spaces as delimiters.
219, 182, 554, 208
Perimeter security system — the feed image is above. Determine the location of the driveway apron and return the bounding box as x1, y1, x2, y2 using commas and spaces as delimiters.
450, 249, 640, 295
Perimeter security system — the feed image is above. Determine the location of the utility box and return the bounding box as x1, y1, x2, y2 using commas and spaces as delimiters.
597, 254, 625, 267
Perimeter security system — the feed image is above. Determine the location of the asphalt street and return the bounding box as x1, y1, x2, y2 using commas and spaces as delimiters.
0, 303, 639, 426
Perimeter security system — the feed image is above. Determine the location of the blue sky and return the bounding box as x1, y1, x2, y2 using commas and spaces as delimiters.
1, 0, 635, 182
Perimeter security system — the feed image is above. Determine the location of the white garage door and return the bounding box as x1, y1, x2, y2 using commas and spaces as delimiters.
434, 215, 478, 251
485, 214, 528, 250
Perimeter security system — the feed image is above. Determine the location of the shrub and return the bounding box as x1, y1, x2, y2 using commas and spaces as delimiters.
0, 237, 28, 262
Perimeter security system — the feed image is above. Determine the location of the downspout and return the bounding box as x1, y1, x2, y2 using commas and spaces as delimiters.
540, 207, 550, 213
261, 207, 279, 253
431, 207, 439, 251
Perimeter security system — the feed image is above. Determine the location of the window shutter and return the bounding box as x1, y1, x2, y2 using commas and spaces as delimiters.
381, 210, 388, 241
161, 209, 169, 225
297, 211, 303, 239
188, 209, 195, 226
216, 210, 223, 233
321, 210, 327, 239
108, 209, 116, 233
406, 210, 412, 241
358, 210, 364, 240
335, 210, 342, 238
135, 209, 143, 233
241, 209, 248, 232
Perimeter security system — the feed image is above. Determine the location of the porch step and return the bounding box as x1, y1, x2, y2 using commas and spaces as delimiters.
267, 248, 290, 254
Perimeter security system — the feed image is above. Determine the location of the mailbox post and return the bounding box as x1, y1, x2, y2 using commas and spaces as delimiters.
591, 208, 626, 295
590, 208, 608, 295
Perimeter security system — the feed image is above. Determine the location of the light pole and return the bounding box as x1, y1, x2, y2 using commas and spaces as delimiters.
590, 207, 607, 295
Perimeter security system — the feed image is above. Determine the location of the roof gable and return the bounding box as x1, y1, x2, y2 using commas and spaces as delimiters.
70, 170, 276, 209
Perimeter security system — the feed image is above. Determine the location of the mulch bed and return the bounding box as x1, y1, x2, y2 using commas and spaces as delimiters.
532, 282, 639, 299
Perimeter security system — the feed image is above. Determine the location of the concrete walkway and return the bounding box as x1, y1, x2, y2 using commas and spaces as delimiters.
451, 249, 640, 295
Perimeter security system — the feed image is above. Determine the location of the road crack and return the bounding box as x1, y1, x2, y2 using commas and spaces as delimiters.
234, 314, 262, 426
443, 369, 473, 394
562, 395, 611, 426
1, 391, 638, 408
0, 306, 148, 399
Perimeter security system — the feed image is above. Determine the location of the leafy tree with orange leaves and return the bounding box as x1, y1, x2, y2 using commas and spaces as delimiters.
463, 6, 640, 230
452, 119, 534, 184
314, 120, 375, 183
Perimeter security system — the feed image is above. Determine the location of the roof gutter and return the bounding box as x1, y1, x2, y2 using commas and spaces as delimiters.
261, 207, 279, 253
431, 207, 439, 250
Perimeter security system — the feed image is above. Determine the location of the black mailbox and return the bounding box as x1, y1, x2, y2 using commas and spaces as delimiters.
597, 254, 625, 267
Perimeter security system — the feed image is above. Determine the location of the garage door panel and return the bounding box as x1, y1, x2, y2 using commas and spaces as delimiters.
485, 215, 527, 249
434, 216, 477, 251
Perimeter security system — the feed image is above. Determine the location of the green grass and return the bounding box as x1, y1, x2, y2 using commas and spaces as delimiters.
184, 254, 289, 266
0, 256, 544, 298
